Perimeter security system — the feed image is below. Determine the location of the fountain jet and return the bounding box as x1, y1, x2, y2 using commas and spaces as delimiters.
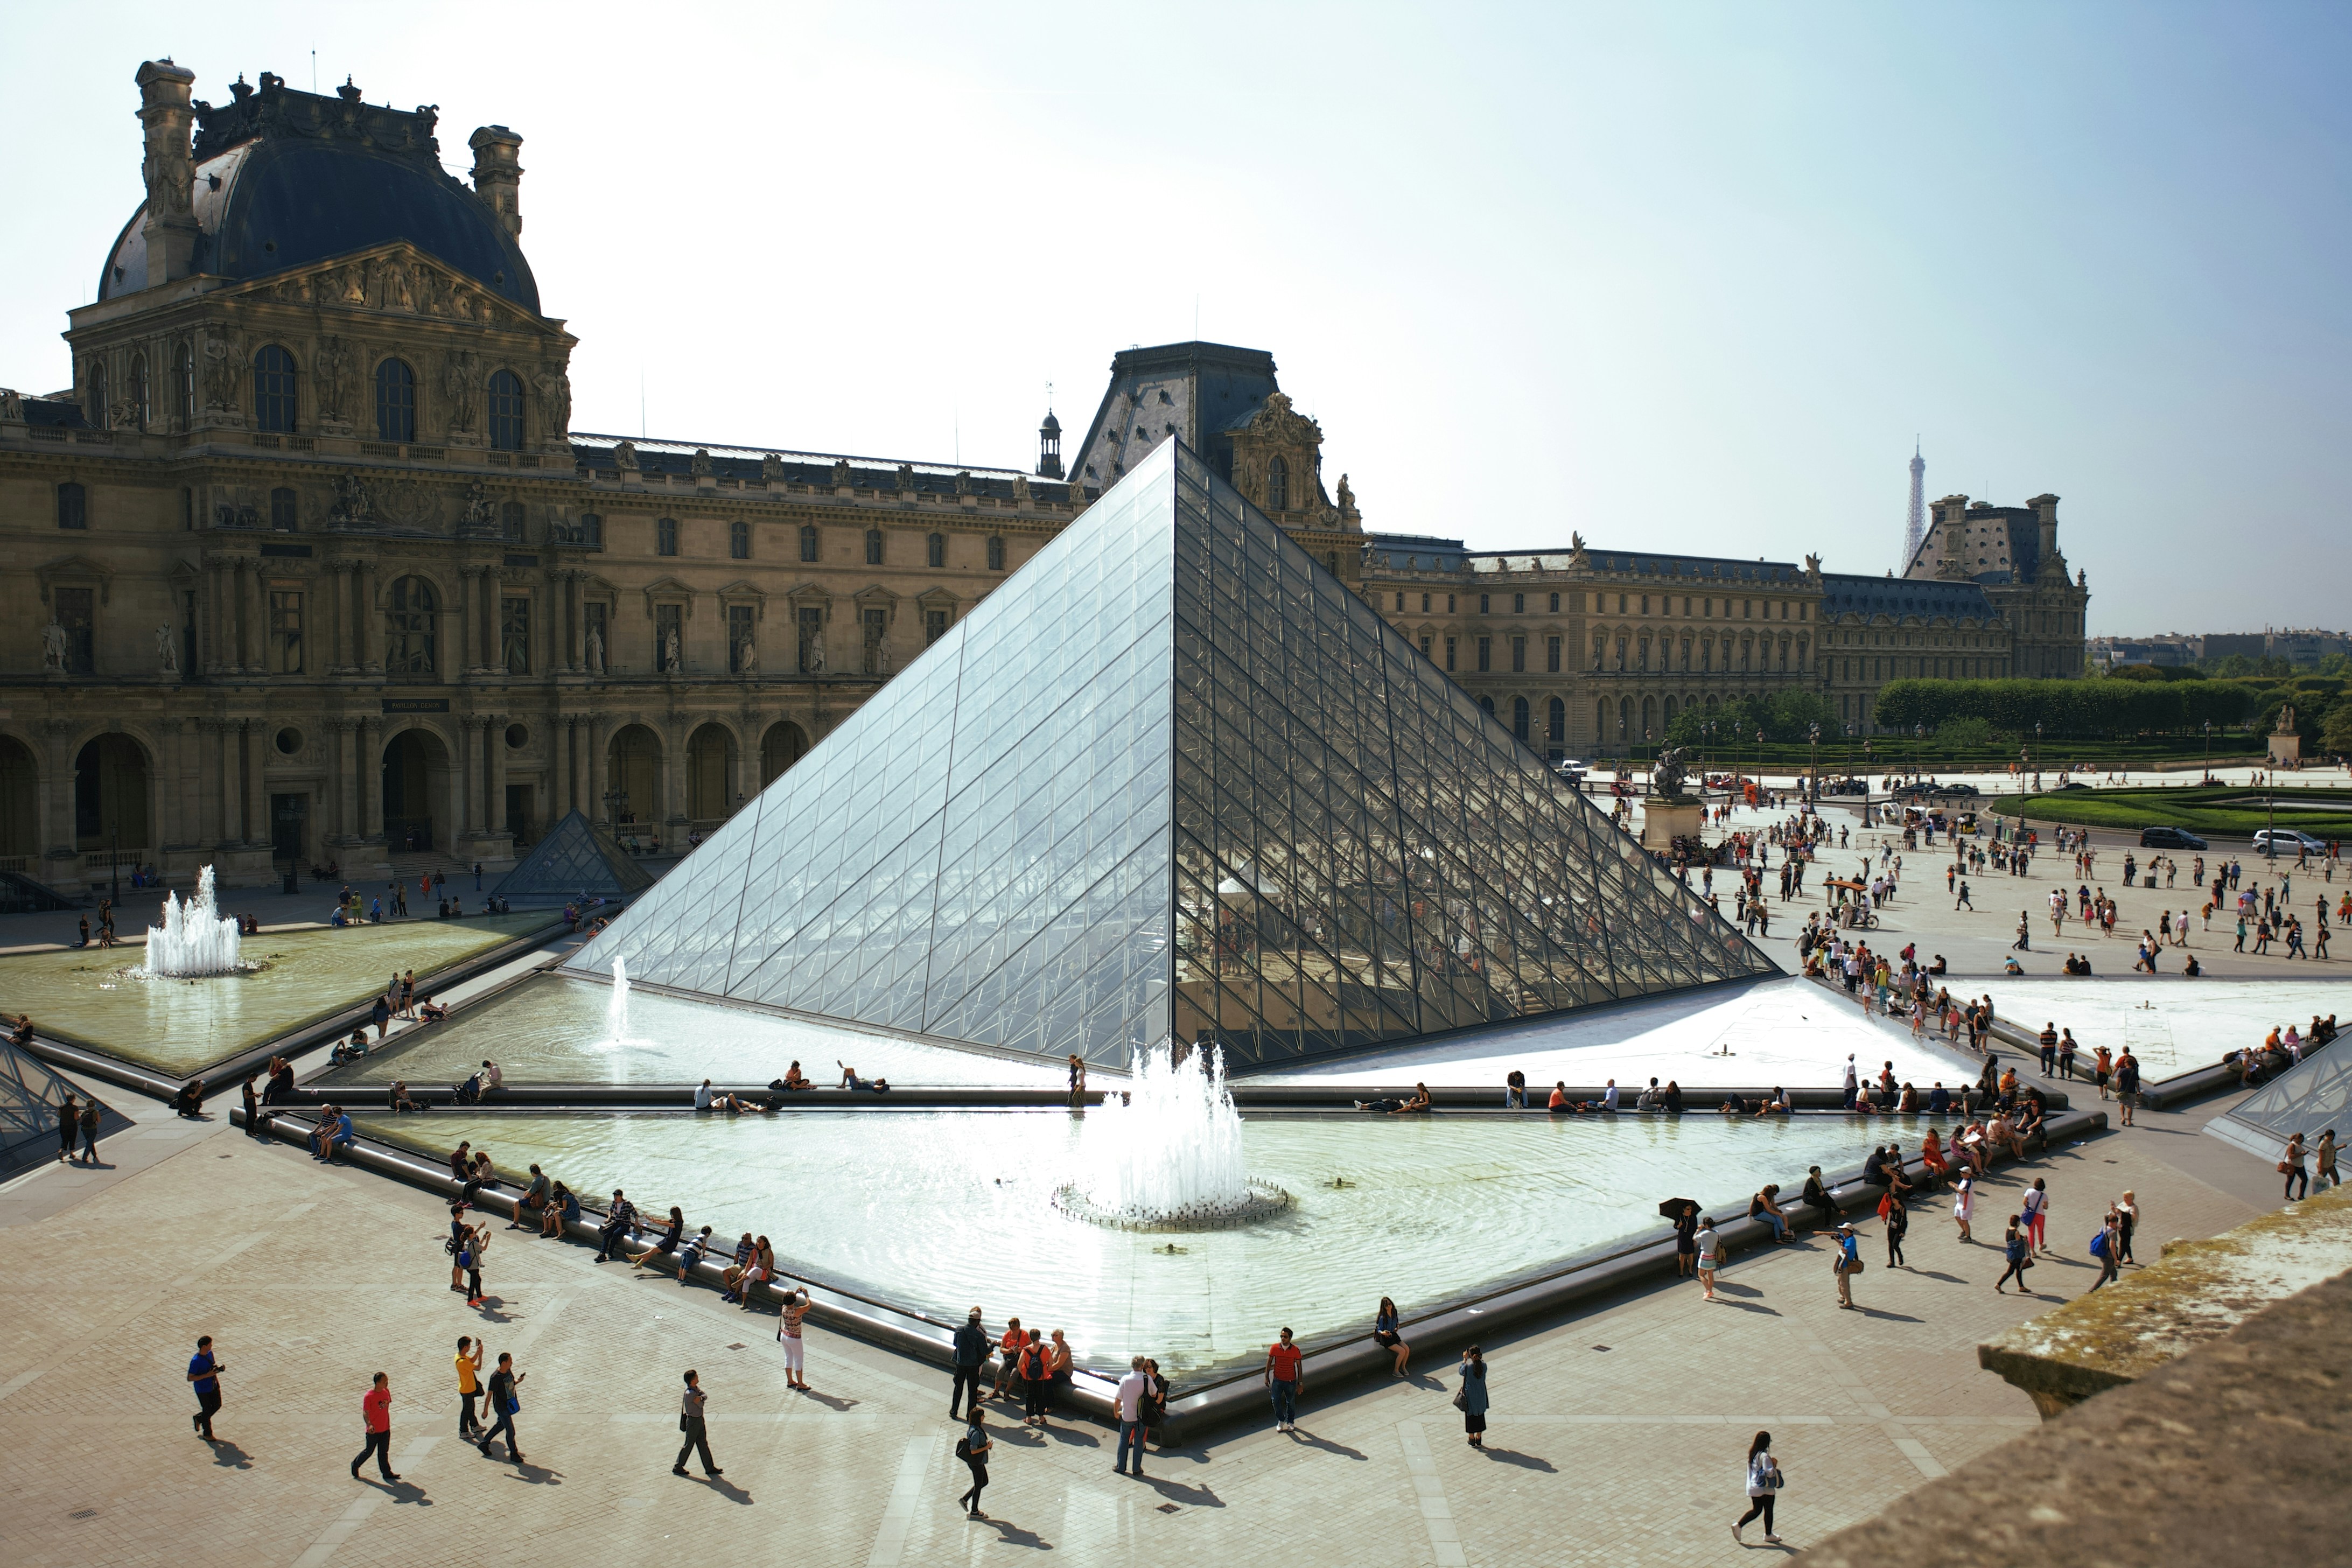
142, 866, 242, 977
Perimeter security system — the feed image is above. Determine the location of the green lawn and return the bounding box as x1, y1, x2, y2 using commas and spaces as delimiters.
1989, 784, 2352, 839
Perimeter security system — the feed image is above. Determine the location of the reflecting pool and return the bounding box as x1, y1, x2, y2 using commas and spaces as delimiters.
1967, 978, 2352, 1082
354, 1107, 1912, 1384
0, 911, 557, 1075
322, 973, 1067, 1088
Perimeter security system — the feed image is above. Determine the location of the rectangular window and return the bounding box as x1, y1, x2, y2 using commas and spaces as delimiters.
1546, 635, 1560, 673
1419, 634, 1432, 660
1704, 597, 1712, 618
801, 526, 821, 563
1446, 594, 1454, 613
730, 520, 751, 560
656, 517, 678, 556
1394, 592, 1405, 612
729, 604, 755, 673
1641, 595, 1650, 615
1421, 593, 1431, 613
585, 601, 608, 667
1744, 599, 1752, 618
1476, 635, 1491, 673
501, 501, 527, 542
270, 590, 303, 674
270, 487, 298, 531
580, 513, 604, 548
1549, 592, 1559, 613
1800, 602, 1809, 621
924, 607, 950, 645
1479, 593, 1490, 614
862, 607, 888, 675
1444, 636, 1457, 671
1616, 594, 1626, 613
1513, 592, 1525, 613
797, 606, 824, 673
1510, 635, 1526, 673
57, 482, 87, 530
53, 587, 95, 673
501, 596, 531, 674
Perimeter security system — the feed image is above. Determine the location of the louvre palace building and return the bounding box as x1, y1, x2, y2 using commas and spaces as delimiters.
0, 61, 2088, 894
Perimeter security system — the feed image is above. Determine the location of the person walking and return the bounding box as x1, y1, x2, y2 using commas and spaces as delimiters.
1880, 1190, 1908, 1269
2316, 1132, 2342, 1192
1265, 1326, 1305, 1433
57, 1091, 78, 1163
78, 1096, 101, 1163
673, 1370, 722, 1478
1994, 1217, 2034, 1294
351, 1372, 399, 1482
1114, 1355, 1149, 1477
2283, 1131, 2311, 1201
454, 1335, 485, 1439
477, 1352, 524, 1462
2115, 1051, 2141, 1128
459, 1221, 488, 1308
1695, 1215, 1721, 1301
2086, 1211, 2123, 1294
1951, 1173, 1976, 1244
1457, 1345, 1489, 1448
956, 1404, 992, 1519
776, 1288, 811, 1390
2021, 1178, 2051, 1255
2116, 1189, 2140, 1265
1732, 1430, 1785, 1545
950, 1306, 989, 1419
187, 1335, 225, 1441
1831, 1222, 1860, 1308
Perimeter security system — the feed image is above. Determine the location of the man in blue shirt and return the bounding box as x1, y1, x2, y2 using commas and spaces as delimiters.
1832, 1223, 1860, 1310
188, 1335, 225, 1440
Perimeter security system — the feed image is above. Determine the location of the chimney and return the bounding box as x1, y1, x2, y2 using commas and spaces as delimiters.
2028, 493, 2060, 570
468, 125, 524, 239
135, 59, 199, 288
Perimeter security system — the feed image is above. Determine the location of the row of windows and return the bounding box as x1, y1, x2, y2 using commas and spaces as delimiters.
1837, 656, 2005, 682
641, 520, 1007, 570
85, 345, 533, 449
1384, 587, 1808, 622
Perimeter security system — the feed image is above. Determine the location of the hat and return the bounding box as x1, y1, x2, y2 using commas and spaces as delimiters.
1836, 1222, 1854, 1232
968, 1307, 983, 1319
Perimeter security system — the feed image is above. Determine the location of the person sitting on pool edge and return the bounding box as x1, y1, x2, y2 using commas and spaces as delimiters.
836, 1062, 891, 1093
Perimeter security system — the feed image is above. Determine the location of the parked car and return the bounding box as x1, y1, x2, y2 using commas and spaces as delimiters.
2139, 826, 2208, 850
2253, 828, 2328, 857
1942, 782, 1980, 797
2054, 780, 2093, 791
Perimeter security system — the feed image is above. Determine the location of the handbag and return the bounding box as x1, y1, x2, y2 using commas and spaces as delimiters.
1451, 1387, 1467, 1411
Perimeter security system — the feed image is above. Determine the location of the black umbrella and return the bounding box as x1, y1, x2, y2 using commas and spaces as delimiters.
1658, 1198, 1698, 1219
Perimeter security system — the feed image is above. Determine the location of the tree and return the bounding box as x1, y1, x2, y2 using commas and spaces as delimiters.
2320, 699, 2352, 754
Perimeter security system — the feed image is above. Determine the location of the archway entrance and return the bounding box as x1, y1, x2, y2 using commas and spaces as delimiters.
687, 723, 737, 823
759, 720, 807, 787
381, 729, 451, 854
74, 735, 150, 855
607, 725, 662, 846
0, 737, 37, 862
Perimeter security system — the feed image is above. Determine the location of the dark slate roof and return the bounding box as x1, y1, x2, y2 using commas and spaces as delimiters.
1069, 341, 1280, 488
1496, 549, 1804, 583
20, 398, 92, 429
1821, 572, 1997, 622
99, 73, 537, 312
566, 435, 1087, 506
1364, 532, 1471, 572
1904, 504, 2041, 586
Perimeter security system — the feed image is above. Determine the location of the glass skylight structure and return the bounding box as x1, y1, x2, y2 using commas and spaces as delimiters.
493, 808, 656, 904
565, 440, 1772, 1068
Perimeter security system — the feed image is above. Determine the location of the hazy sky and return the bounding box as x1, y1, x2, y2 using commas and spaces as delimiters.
5, 3, 2347, 635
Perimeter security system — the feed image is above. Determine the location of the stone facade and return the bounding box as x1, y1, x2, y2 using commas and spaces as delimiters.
1906, 492, 2090, 680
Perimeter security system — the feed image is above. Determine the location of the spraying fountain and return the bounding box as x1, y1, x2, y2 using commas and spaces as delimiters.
141, 866, 243, 978
1055, 1044, 1291, 1231
605, 954, 632, 1041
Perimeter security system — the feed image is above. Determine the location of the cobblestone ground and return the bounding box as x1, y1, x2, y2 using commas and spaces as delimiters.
0, 1089, 2279, 1568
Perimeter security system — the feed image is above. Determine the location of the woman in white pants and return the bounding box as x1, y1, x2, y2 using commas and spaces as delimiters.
776, 1289, 810, 1390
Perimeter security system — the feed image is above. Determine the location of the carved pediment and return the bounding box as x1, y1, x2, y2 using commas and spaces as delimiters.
224, 242, 563, 337
640, 576, 696, 619
915, 586, 959, 611
1236, 391, 1322, 450
716, 579, 767, 620
38, 555, 115, 605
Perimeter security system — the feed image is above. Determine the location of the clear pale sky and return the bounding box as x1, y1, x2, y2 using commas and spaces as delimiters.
5, 3, 2346, 636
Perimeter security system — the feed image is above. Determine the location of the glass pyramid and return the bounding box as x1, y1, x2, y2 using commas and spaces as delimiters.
493, 809, 657, 904
2210, 1047, 2352, 1160
0, 1037, 115, 1179
564, 440, 1773, 1068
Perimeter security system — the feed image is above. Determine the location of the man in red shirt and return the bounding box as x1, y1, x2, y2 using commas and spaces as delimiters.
351, 1372, 398, 1482
1264, 1327, 1305, 1433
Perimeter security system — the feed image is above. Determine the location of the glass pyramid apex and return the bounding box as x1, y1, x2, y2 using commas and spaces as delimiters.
565, 439, 1774, 1067
493, 809, 658, 904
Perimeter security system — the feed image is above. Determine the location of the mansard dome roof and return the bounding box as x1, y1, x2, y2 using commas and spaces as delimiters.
98, 73, 537, 312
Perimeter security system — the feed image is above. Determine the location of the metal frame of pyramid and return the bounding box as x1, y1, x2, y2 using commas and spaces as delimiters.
0, 1037, 128, 1180
493, 808, 657, 905
564, 439, 1774, 1069
2206, 1045, 2352, 1162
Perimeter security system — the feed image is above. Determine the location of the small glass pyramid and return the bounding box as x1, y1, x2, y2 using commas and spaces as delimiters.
565, 440, 1773, 1067
494, 809, 658, 904
0, 1037, 110, 1178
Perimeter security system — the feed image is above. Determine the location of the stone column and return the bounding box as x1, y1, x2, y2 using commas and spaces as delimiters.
487, 713, 510, 838
586, 715, 608, 827
39, 719, 78, 866
321, 562, 344, 673
328, 719, 356, 841
482, 578, 501, 675
358, 717, 383, 841
200, 562, 221, 673
241, 719, 266, 848
236, 563, 258, 673
564, 573, 583, 670
207, 719, 236, 844
661, 714, 687, 831
456, 567, 475, 673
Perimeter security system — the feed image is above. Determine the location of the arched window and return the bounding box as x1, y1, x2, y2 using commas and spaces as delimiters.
486, 369, 524, 450
253, 345, 298, 432
1596, 699, 1608, 740
730, 520, 750, 560
1548, 696, 1566, 743
926, 532, 946, 568
1265, 456, 1289, 511
799, 524, 820, 562
86, 361, 108, 430
128, 353, 150, 430
56, 481, 87, 530
384, 576, 438, 675
986, 535, 1005, 571
656, 517, 678, 556
1478, 695, 1495, 716
173, 344, 194, 430
374, 359, 416, 443
1663, 695, 1678, 726
1512, 696, 1531, 742
270, 487, 297, 531
865, 528, 884, 565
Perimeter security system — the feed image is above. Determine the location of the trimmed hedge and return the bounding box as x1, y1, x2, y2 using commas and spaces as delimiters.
1874, 678, 2257, 737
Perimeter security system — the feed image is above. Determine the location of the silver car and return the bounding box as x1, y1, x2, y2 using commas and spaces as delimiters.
2252, 828, 2327, 856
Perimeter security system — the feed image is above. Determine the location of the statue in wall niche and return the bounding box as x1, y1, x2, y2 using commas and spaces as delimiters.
663, 627, 683, 674
314, 335, 353, 423
612, 439, 639, 471
156, 624, 180, 675
201, 335, 241, 410
803, 632, 825, 674
462, 478, 495, 527
584, 621, 605, 674
442, 348, 479, 434
41, 620, 68, 673
328, 471, 374, 528
876, 637, 893, 675
735, 633, 758, 674
535, 367, 572, 436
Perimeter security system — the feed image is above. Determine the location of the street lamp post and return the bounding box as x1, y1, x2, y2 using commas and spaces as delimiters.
1914, 723, 1925, 783
1808, 722, 1821, 803
2202, 719, 2213, 783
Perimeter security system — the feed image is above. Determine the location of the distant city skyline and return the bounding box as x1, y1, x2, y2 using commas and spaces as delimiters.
3, 4, 2348, 633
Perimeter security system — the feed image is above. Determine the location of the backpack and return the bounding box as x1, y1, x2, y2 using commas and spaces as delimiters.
955, 1435, 973, 1460
2089, 1229, 2109, 1258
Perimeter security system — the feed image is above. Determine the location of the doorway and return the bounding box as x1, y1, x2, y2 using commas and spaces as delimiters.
270, 792, 309, 866
505, 783, 536, 848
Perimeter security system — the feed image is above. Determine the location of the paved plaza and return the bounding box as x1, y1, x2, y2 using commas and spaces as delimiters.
0, 1057, 2292, 1566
